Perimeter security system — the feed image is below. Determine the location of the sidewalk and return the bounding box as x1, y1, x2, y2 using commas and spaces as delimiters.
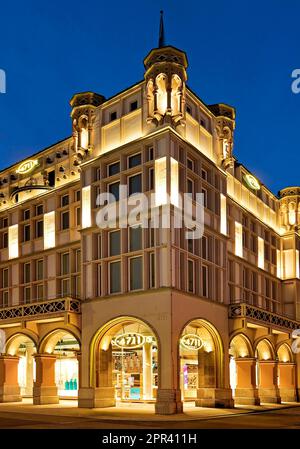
0, 399, 299, 423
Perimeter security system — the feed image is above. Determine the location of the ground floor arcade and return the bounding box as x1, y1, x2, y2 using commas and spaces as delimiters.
0, 290, 299, 414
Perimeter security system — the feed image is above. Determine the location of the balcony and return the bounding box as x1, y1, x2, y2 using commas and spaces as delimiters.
0, 296, 81, 322
229, 302, 300, 332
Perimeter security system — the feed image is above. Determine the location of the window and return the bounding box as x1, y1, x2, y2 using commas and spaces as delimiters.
202, 265, 208, 297
187, 178, 194, 196
36, 204, 43, 216
74, 275, 81, 297
149, 168, 154, 190
2, 268, 8, 288
2, 291, 9, 307
61, 253, 69, 275
149, 252, 155, 288
75, 249, 81, 272
24, 286, 31, 304
129, 226, 142, 252
148, 146, 154, 161
130, 100, 138, 112
108, 181, 120, 202
36, 259, 43, 281
24, 224, 30, 242
97, 264, 101, 296
186, 105, 192, 115
61, 194, 69, 207
36, 220, 43, 238
129, 174, 142, 195
201, 169, 207, 181
61, 278, 70, 296
76, 207, 81, 226
61, 211, 69, 230
75, 190, 81, 202
110, 111, 117, 122
187, 158, 194, 171
109, 230, 121, 256
37, 284, 44, 301
97, 234, 102, 259
24, 263, 30, 283
108, 161, 120, 177
23, 209, 30, 220
48, 170, 55, 187
3, 232, 8, 248
202, 236, 208, 259
128, 153, 141, 168
201, 188, 207, 208
188, 259, 194, 293
129, 256, 143, 290
110, 261, 121, 293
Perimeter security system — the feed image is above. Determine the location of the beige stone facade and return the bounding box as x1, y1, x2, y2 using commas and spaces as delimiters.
0, 41, 299, 414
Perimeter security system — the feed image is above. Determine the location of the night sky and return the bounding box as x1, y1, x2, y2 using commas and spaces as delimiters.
0, 0, 299, 194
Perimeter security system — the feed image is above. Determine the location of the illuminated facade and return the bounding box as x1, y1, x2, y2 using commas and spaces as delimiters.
1, 28, 300, 414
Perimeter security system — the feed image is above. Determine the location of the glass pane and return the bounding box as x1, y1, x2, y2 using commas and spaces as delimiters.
129, 174, 142, 195
109, 231, 121, 256
110, 261, 121, 293
130, 257, 143, 290
108, 162, 120, 176
128, 153, 141, 168
109, 182, 120, 202
130, 226, 142, 251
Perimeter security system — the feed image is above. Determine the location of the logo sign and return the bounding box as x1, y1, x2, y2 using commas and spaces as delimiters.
113, 333, 150, 349
181, 334, 203, 351
243, 174, 260, 191
16, 159, 39, 175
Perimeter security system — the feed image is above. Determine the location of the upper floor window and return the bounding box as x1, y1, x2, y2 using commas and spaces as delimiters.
61, 211, 69, 230
36, 204, 43, 216
187, 158, 194, 171
108, 181, 120, 202
61, 194, 69, 207
24, 262, 31, 284
2, 268, 8, 289
130, 100, 138, 112
108, 161, 120, 177
110, 111, 117, 122
23, 209, 30, 220
75, 190, 81, 202
129, 226, 142, 252
36, 259, 43, 281
128, 153, 141, 169
36, 220, 43, 238
109, 230, 121, 256
129, 174, 142, 195
24, 224, 30, 242
61, 252, 70, 275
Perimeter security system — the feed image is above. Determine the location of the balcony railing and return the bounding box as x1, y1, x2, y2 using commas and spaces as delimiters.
229, 302, 300, 331
0, 296, 81, 321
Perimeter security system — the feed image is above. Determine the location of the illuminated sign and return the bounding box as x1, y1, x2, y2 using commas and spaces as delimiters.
16, 159, 39, 175
113, 333, 153, 349
243, 174, 260, 191
181, 334, 203, 351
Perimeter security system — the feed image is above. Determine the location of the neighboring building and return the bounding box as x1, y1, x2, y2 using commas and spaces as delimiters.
0, 19, 300, 415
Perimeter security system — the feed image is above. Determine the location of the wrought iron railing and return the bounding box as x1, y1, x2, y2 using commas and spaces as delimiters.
229, 302, 300, 331
0, 297, 81, 321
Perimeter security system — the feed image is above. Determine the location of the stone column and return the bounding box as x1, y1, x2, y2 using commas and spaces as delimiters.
258, 360, 281, 403
155, 333, 183, 415
33, 354, 59, 405
196, 349, 233, 408
23, 342, 35, 397
93, 345, 115, 408
278, 362, 296, 402
0, 355, 21, 402
234, 358, 260, 405
143, 342, 153, 400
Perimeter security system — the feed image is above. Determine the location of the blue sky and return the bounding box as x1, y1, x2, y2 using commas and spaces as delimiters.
0, 0, 299, 194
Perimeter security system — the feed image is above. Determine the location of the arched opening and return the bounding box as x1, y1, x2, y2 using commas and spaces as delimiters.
255, 339, 274, 387
91, 317, 158, 404
277, 343, 292, 363
255, 339, 281, 403
6, 334, 37, 398
179, 319, 223, 404
40, 330, 80, 399
156, 74, 167, 116
277, 343, 296, 402
229, 334, 251, 397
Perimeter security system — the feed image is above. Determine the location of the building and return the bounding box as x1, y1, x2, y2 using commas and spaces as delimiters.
0, 15, 300, 415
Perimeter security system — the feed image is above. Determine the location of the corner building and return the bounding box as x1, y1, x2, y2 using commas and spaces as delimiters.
0, 39, 300, 415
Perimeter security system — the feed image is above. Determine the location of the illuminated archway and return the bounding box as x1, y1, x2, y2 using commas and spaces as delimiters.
6, 333, 37, 397
229, 334, 253, 396
179, 319, 224, 402
90, 316, 159, 404
277, 343, 293, 363
39, 329, 80, 398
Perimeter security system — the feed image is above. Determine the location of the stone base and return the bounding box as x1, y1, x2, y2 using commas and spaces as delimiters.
234, 388, 260, 406
0, 385, 21, 403
78, 387, 115, 408
258, 387, 281, 404
155, 389, 183, 415
195, 388, 234, 408
279, 388, 297, 403
33, 386, 59, 405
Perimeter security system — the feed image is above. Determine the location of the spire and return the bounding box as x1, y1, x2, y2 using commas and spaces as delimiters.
158, 10, 165, 48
